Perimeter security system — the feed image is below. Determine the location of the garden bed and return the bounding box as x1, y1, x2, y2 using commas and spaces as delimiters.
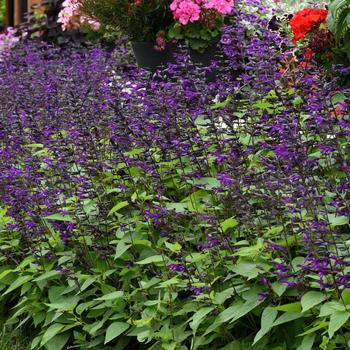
0, 0, 350, 349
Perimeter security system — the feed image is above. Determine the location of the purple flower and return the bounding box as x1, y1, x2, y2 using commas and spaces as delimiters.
189, 286, 204, 295
125, 261, 134, 268
274, 144, 289, 160
168, 264, 186, 273
258, 291, 269, 301
220, 34, 233, 45
216, 172, 233, 188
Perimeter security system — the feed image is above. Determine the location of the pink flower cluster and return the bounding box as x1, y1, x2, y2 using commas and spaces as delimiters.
170, 0, 234, 25
0, 28, 21, 55
58, 0, 100, 31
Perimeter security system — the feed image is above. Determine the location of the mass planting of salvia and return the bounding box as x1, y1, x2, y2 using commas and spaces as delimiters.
0, 0, 350, 349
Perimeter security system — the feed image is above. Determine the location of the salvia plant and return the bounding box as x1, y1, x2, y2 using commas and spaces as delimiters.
0, 0, 350, 349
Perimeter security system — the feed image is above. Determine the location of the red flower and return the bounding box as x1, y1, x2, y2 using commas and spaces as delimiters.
290, 8, 328, 43
304, 47, 313, 61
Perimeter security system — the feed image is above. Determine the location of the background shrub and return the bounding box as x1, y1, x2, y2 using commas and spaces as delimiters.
0, 0, 5, 30
327, 0, 350, 61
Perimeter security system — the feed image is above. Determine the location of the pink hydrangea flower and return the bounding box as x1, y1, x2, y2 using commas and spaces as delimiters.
0, 27, 21, 55
170, 0, 201, 25
170, 0, 233, 26
203, 0, 234, 15
58, 0, 100, 31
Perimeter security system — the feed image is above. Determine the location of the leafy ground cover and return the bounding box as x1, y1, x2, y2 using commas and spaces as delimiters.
0, 0, 350, 349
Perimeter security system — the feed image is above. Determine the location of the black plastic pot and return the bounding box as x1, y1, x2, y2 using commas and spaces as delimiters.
131, 42, 174, 70
131, 41, 221, 70
189, 44, 220, 66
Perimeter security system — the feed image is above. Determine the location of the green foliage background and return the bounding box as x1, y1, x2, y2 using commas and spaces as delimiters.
327, 0, 350, 61
0, 0, 5, 30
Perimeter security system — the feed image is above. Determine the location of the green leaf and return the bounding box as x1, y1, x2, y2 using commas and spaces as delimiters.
46, 333, 70, 350
95, 291, 124, 301
164, 241, 182, 252
44, 214, 75, 222
40, 324, 65, 347
328, 311, 350, 338
211, 96, 232, 110
293, 96, 304, 107
76, 301, 97, 315
114, 241, 131, 260
139, 277, 161, 289
33, 270, 60, 282
48, 286, 66, 302
45, 296, 79, 311
319, 301, 345, 317
165, 202, 188, 213
298, 320, 328, 336
274, 302, 301, 313
189, 307, 214, 334
328, 214, 349, 226
231, 261, 260, 279
136, 255, 164, 265
226, 300, 262, 331
273, 312, 303, 326
31, 336, 41, 350
104, 322, 130, 344
185, 252, 209, 263
80, 277, 96, 292
156, 276, 179, 288
3, 275, 32, 295
89, 319, 106, 335
342, 289, 350, 305
271, 282, 287, 297
213, 287, 234, 305
205, 291, 263, 335
254, 307, 278, 344
188, 177, 220, 190
220, 217, 238, 233
296, 334, 315, 350
205, 303, 242, 333
168, 25, 183, 39
0, 269, 14, 282
331, 93, 346, 105
194, 115, 211, 126
108, 201, 129, 217
301, 291, 326, 312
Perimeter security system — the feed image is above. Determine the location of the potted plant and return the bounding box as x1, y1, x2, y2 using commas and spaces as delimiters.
65, 0, 234, 69
288, 6, 350, 76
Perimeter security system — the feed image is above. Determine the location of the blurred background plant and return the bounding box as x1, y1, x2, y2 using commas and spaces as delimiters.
0, 0, 5, 31
263, 0, 328, 13
327, 0, 350, 61
80, 0, 173, 42
0, 327, 30, 350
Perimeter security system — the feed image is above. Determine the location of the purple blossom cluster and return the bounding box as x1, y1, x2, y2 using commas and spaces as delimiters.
0, 0, 350, 300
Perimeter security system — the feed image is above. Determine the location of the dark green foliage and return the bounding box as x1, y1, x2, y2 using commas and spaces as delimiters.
0, 0, 5, 30
80, 0, 173, 41
327, 0, 350, 61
